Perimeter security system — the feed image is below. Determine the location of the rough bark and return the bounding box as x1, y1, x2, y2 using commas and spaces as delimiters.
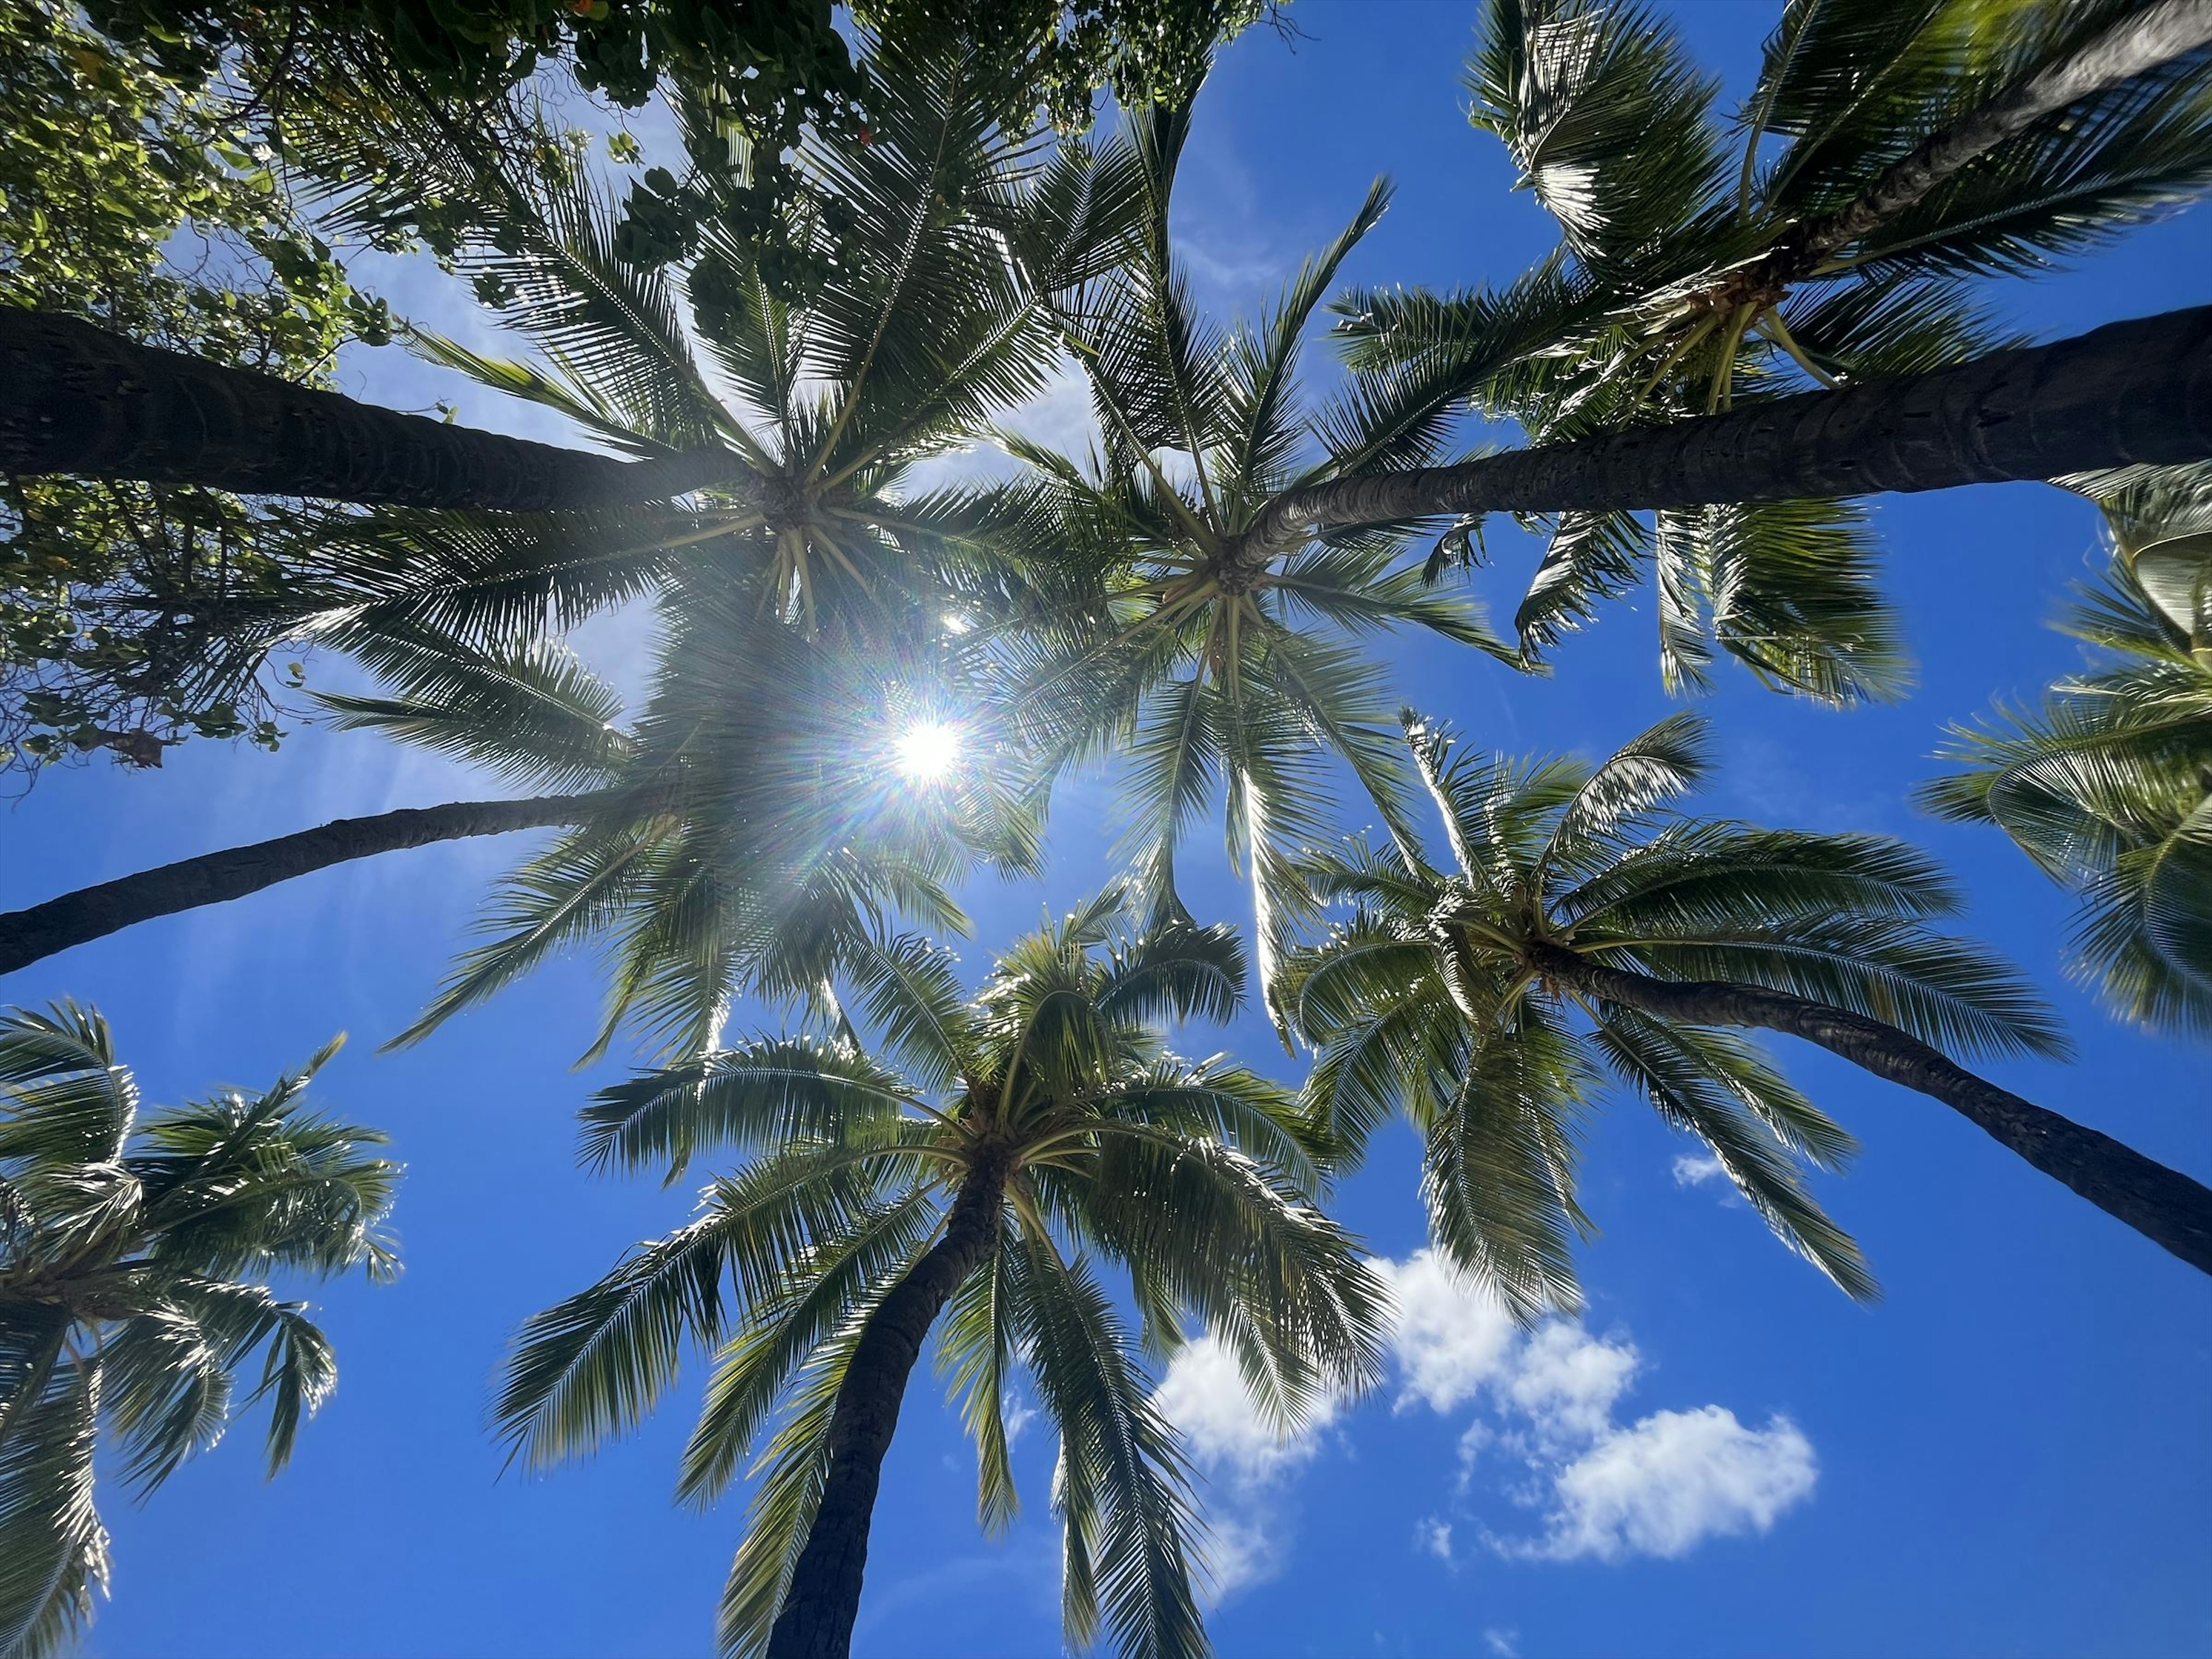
0, 310, 748, 510
766, 1148, 1010, 1659
1247, 306, 2212, 553
1525, 941, 2212, 1275
1772, 0, 2212, 281
0, 790, 623, 976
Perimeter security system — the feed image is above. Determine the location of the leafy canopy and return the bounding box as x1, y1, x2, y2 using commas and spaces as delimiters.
1280, 711, 2065, 1319
496, 895, 1384, 1659
1922, 463, 2212, 1037
0, 1003, 399, 1659
1335, 0, 2212, 699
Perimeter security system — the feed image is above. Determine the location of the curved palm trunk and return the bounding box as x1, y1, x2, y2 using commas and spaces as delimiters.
766, 1147, 1010, 1659
0, 791, 622, 976
0, 310, 744, 510
1771, 0, 2212, 281
1247, 306, 2212, 553
1526, 941, 2212, 1275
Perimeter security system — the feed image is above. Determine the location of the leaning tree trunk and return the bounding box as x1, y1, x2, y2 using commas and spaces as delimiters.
1524, 941, 2212, 1275
0, 791, 624, 976
0, 310, 745, 510
1247, 306, 2212, 553
766, 1147, 1012, 1659
1767, 0, 2212, 282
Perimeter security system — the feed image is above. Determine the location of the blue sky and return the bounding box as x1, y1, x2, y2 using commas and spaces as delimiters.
6, 3, 2211, 1656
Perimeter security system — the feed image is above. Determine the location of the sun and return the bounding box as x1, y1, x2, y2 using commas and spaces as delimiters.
893, 719, 964, 783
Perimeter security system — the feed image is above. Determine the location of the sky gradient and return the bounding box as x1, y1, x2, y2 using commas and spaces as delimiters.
5, 4, 2210, 1656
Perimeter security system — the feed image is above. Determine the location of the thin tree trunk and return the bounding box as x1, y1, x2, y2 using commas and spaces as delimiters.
1524, 941, 2212, 1275
1769, 0, 2212, 281
0, 790, 624, 976
1247, 306, 2212, 553
766, 1147, 1011, 1659
0, 310, 747, 510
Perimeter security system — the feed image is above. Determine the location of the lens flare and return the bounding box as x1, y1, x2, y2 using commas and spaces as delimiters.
894, 720, 963, 783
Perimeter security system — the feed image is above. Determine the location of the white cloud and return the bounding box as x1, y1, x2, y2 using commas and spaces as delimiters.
1153, 1332, 1336, 1483
1372, 1249, 1520, 1414
1499, 1322, 1637, 1446
899, 358, 1099, 492
1151, 1332, 1343, 1596
1516, 1407, 1817, 1563
1672, 1152, 1726, 1187
1483, 1630, 1521, 1658
1151, 1251, 1819, 1599
1414, 1517, 1455, 1565
1372, 1250, 1817, 1569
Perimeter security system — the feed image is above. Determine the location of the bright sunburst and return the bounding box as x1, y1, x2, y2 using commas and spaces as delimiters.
893, 719, 963, 783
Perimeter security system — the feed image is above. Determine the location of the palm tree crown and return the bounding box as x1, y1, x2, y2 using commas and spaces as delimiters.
0, 1004, 399, 1659
1334, 0, 2212, 695
1922, 462, 2212, 1035
494, 896, 1383, 1659
1281, 711, 2068, 1318
987, 96, 1518, 996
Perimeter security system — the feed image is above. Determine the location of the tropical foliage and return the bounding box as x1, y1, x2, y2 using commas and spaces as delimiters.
1923, 463, 2212, 1035
0, 0, 387, 774
986, 94, 1518, 993
1335, 0, 2212, 697
0, 1003, 399, 1659
1280, 711, 2066, 1319
496, 896, 1382, 1657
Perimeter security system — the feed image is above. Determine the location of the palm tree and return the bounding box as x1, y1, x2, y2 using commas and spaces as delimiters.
1921, 462, 2212, 1036
1279, 713, 2212, 1314
0, 1002, 399, 1658
1325, 0, 2212, 690
986, 97, 1520, 991
495, 896, 1384, 1659
0, 29, 1100, 1022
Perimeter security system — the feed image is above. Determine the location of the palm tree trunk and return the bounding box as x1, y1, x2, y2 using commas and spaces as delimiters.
766, 1147, 1011, 1659
1770, 0, 2212, 281
0, 790, 623, 976
1246, 306, 2212, 553
0, 310, 744, 510
1525, 941, 2212, 1275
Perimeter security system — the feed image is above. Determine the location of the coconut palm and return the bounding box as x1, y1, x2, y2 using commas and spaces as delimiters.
1, 27, 1108, 1019
1280, 712, 2212, 1314
1921, 463, 2212, 1036
1327, 0, 2212, 691
985, 97, 1520, 994
496, 895, 1384, 1659
0, 1003, 399, 1659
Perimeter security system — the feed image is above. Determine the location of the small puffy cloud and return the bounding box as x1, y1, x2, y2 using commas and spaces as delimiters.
1517, 1407, 1817, 1563
1672, 1152, 1726, 1187
1373, 1249, 1519, 1414
1372, 1252, 1817, 1569
1500, 1323, 1638, 1446
1414, 1517, 1454, 1564
1151, 1332, 1342, 1596
1152, 1332, 1336, 1483
1483, 1630, 1521, 1658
